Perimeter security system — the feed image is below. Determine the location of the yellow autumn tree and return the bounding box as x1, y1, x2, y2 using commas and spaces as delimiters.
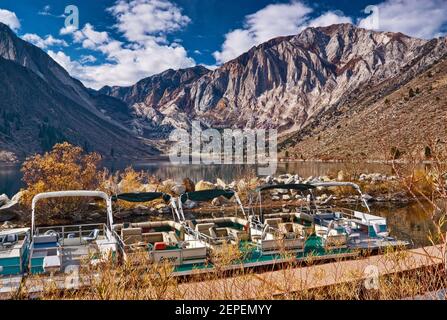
20, 142, 102, 223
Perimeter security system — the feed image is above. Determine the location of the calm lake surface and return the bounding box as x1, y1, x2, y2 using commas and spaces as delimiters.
0, 160, 393, 197
0, 160, 441, 247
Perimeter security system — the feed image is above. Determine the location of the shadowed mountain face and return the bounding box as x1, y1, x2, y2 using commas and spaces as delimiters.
0, 23, 158, 160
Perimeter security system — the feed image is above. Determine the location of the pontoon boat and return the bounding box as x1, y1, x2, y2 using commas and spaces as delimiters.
29, 191, 117, 274
111, 192, 207, 266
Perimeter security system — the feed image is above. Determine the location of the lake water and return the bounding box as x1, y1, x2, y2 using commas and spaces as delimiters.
1, 160, 442, 247
0, 160, 392, 197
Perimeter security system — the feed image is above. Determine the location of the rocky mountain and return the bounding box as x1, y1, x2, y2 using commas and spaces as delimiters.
0, 22, 158, 160
280, 53, 447, 160
99, 66, 210, 136
2, 22, 446, 161
100, 24, 447, 158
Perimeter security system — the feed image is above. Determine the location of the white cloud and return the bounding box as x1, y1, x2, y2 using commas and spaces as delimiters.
60, 25, 77, 35
213, 1, 351, 64
38, 5, 52, 16
47, 50, 82, 75
308, 12, 352, 28
54, 0, 195, 89
0, 9, 21, 31
107, 0, 191, 43
22, 33, 68, 49
358, 0, 447, 39
79, 55, 97, 64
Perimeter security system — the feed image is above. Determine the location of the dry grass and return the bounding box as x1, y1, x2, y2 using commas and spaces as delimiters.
16, 243, 444, 300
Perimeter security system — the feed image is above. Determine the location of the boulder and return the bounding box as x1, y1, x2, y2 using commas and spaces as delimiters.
237, 180, 247, 192
183, 200, 197, 209
276, 188, 289, 195
171, 184, 186, 195
88, 212, 103, 221
285, 176, 295, 184
212, 197, 223, 206
158, 206, 171, 215
0, 200, 20, 222
272, 196, 280, 201
282, 195, 291, 201
279, 174, 291, 180
0, 194, 9, 207
183, 178, 195, 192
362, 194, 374, 202
162, 179, 176, 190
337, 171, 345, 181
1, 221, 16, 230
11, 191, 24, 203
195, 180, 215, 191
155, 203, 167, 210
265, 176, 273, 184
216, 178, 227, 190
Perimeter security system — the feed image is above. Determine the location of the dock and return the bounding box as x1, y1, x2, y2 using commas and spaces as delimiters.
0, 245, 444, 299
177, 245, 446, 299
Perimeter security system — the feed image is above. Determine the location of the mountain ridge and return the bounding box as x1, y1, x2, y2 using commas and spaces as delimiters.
0, 22, 159, 160
101, 23, 447, 147
1, 22, 446, 160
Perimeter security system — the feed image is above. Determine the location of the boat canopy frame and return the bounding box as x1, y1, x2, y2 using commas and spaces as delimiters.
111, 191, 178, 222
176, 189, 246, 222
251, 181, 371, 222
31, 191, 114, 238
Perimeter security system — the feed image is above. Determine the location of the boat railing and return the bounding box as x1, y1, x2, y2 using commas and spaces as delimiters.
35, 223, 109, 246
318, 206, 385, 225
111, 229, 127, 257
184, 224, 235, 245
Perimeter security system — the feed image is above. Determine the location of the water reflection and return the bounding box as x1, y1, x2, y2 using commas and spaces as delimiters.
0, 165, 22, 197
371, 202, 442, 247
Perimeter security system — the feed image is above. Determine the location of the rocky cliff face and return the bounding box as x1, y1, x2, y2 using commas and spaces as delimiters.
2, 22, 446, 160
0, 23, 158, 159
101, 24, 447, 140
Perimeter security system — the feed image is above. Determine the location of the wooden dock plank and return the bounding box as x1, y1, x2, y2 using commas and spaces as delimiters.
177, 245, 445, 299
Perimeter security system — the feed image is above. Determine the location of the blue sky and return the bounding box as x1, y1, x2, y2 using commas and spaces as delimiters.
0, 0, 446, 89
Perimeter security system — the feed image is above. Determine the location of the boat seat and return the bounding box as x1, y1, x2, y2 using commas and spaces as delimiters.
264, 218, 282, 230
122, 228, 142, 245
142, 232, 164, 244
196, 223, 216, 237
2, 234, 18, 246
34, 234, 59, 244
213, 227, 229, 238
227, 228, 250, 241
162, 231, 179, 244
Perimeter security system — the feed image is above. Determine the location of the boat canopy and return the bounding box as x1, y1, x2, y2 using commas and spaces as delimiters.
180, 189, 235, 204
111, 192, 171, 203
256, 184, 315, 192
31, 190, 113, 237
